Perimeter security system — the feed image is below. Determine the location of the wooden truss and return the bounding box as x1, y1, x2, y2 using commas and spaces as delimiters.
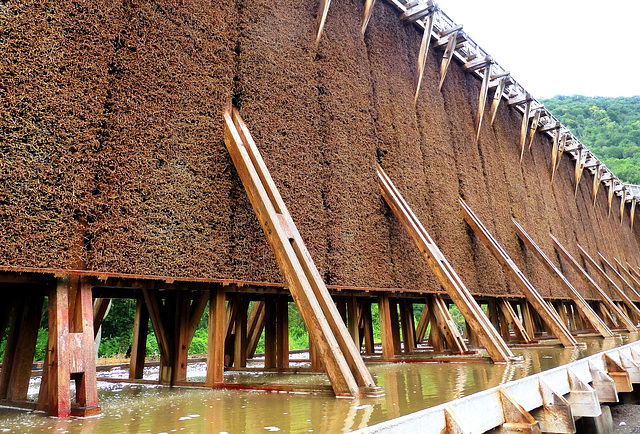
512, 220, 613, 338
223, 104, 380, 397
377, 165, 516, 363
459, 199, 577, 347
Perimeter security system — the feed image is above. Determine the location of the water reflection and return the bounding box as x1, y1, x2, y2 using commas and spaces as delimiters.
0, 334, 637, 433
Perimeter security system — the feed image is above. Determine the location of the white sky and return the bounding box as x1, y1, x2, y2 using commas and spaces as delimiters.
436, 0, 640, 98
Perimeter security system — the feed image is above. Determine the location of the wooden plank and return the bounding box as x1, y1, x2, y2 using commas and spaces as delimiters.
574, 149, 586, 196
377, 166, 514, 362
399, 300, 415, 353
347, 296, 360, 349
315, 0, 331, 45
551, 236, 637, 332
519, 99, 532, 162
513, 220, 613, 337
596, 254, 640, 302
603, 353, 632, 393
475, 60, 493, 144
175, 291, 191, 381
615, 258, 640, 292
361, 0, 377, 34
438, 30, 459, 92
414, 9, 436, 104
360, 301, 374, 355
48, 278, 71, 417
499, 299, 532, 343
206, 287, 226, 386
415, 303, 430, 344
566, 368, 601, 417
378, 294, 395, 361
535, 378, 575, 433
72, 279, 99, 414
526, 109, 542, 151
224, 106, 376, 396
92, 298, 110, 339
389, 299, 401, 355
459, 199, 577, 347
521, 301, 537, 339
129, 299, 149, 380
188, 291, 209, 344
246, 301, 265, 359
264, 297, 276, 369
489, 76, 508, 125
234, 296, 248, 369
276, 297, 289, 369
431, 294, 467, 354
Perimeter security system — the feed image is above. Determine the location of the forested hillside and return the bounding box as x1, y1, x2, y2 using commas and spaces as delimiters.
542, 96, 640, 184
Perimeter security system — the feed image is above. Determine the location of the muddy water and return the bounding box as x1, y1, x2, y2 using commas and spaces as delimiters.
1, 334, 638, 433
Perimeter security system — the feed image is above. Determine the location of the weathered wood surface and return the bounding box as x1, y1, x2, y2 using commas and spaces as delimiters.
223, 105, 378, 397
459, 200, 577, 347
377, 165, 514, 362
513, 220, 613, 338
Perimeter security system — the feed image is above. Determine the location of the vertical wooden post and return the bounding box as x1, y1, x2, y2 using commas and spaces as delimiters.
48, 278, 70, 417
399, 300, 415, 353
175, 291, 191, 382
71, 279, 99, 413
377, 294, 395, 361
276, 296, 289, 369
0, 290, 43, 402
264, 297, 276, 369
347, 296, 360, 350
246, 301, 265, 360
361, 301, 375, 355
129, 299, 149, 380
520, 301, 536, 339
415, 303, 430, 344
234, 296, 248, 369
206, 286, 226, 386
389, 299, 401, 355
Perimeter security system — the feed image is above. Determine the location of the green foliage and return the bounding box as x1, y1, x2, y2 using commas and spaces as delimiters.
188, 328, 209, 355
541, 95, 640, 184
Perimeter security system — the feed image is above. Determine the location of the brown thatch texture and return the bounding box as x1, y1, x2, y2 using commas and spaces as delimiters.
2, 0, 639, 300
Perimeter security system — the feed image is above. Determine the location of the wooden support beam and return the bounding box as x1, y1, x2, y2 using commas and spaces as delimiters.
521, 301, 537, 339
264, 298, 276, 369
499, 299, 532, 343
414, 7, 436, 104
246, 301, 265, 359
415, 303, 430, 344
535, 378, 575, 433
438, 30, 460, 91
496, 388, 540, 433
361, 301, 374, 355
276, 296, 289, 369
459, 199, 577, 347
388, 299, 401, 354
632, 200, 637, 227
206, 286, 226, 386
430, 294, 467, 354
513, 220, 613, 337
474, 60, 493, 144
400, 0, 436, 22
574, 148, 586, 196
519, 99, 532, 162
551, 235, 637, 332
129, 299, 149, 380
399, 300, 415, 353
378, 294, 395, 361
489, 75, 508, 126
315, 0, 331, 45
223, 106, 378, 396
615, 258, 640, 292
142, 289, 171, 382
551, 132, 566, 184
347, 296, 360, 349
92, 298, 110, 339
188, 292, 209, 344
234, 296, 248, 369
620, 189, 627, 223
0, 291, 43, 402
526, 109, 542, 150
47, 278, 71, 417
566, 368, 601, 417
593, 165, 604, 206
361, 0, 377, 34
377, 166, 514, 362
608, 180, 616, 216
597, 252, 640, 301
175, 291, 192, 382
619, 352, 640, 383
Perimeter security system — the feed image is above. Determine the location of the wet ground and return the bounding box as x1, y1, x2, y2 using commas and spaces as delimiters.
0, 334, 638, 433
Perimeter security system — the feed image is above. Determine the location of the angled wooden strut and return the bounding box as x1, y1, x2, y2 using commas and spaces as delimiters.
437, 27, 464, 91
526, 109, 542, 150
489, 73, 510, 125
615, 258, 640, 293
512, 220, 613, 338
575, 148, 586, 196
223, 105, 380, 397
593, 164, 604, 206
473, 58, 493, 144
459, 199, 577, 347
315, 0, 331, 45
598, 253, 640, 301
377, 165, 515, 362
361, 0, 377, 34
507, 93, 532, 162
576, 245, 640, 321
413, 3, 437, 104
551, 236, 637, 332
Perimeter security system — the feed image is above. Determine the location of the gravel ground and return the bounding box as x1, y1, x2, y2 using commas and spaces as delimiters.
612, 404, 640, 433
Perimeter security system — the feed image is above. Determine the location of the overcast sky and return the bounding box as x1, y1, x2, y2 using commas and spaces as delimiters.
436, 0, 639, 99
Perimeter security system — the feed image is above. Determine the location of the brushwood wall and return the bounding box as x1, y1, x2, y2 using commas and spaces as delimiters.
2, 0, 639, 301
